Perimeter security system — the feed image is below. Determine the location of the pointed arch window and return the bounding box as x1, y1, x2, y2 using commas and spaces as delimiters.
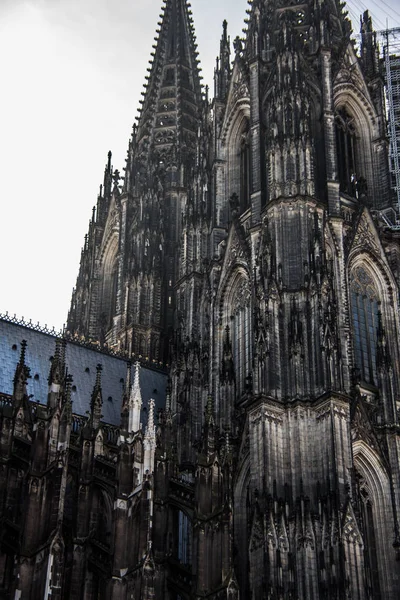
350, 266, 379, 385
358, 478, 382, 598
230, 280, 252, 396
109, 262, 118, 328
335, 108, 357, 196
101, 247, 119, 336
240, 130, 251, 211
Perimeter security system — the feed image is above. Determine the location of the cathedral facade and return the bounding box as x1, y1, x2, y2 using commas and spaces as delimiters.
1, 0, 400, 598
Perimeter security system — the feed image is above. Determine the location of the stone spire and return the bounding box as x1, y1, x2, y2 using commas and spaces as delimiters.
214, 20, 231, 101
129, 0, 203, 175
129, 361, 143, 433
47, 339, 66, 409
143, 399, 156, 473
90, 364, 103, 430
13, 340, 31, 404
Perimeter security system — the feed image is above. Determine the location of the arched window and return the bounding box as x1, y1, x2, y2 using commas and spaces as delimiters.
240, 130, 251, 211
230, 279, 252, 396
224, 110, 251, 222
359, 486, 381, 598
109, 262, 118, 328
100, 238, 119, 336
353, 444, 395, 599
350, 266, 379, 385
335, 107, 357, 196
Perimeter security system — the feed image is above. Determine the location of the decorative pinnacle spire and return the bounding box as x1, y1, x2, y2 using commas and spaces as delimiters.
124, 361, 132, 399
13, 340, 31, 402
19, 339, 27, 366
146, 399, 156, 438
165, 388, 171, 413
94, 363, 102, 390
206, 394, 215, 425
144, 398, 156, 473
48, 339, 65, 386
65, 373, 73, 404
90, 364, 103, 429
129, 361, 142, 432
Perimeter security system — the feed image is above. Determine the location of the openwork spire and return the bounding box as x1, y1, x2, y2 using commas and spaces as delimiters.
134, 0, 203, 167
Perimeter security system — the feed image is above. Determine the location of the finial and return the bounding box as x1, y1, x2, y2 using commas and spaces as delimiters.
113, 169, 120, 188
223, 19, 228, 41
107, 150, 112, 171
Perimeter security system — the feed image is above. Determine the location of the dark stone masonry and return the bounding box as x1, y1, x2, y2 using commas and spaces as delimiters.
1, 1, 400, 598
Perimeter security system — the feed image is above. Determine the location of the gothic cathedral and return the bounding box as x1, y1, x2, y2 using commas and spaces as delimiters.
2, 0, 400, 598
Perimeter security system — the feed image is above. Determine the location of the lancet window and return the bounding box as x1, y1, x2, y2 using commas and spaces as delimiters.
335, 108, 357, 196
230, 279, 252, 395
101, 251, 118, 334
356, 470, 382, 599
350, 266, 379, 385
109, 264, 118, 327
240, 130, 251, 211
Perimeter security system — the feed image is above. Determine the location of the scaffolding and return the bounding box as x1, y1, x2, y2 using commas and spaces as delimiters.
379, 28, 400, 214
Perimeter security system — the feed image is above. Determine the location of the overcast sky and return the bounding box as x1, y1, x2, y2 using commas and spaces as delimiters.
0, 0, 399, 332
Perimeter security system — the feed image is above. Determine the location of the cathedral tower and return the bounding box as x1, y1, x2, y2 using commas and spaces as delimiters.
68, 0, 204, 363
65, 1, 400, 598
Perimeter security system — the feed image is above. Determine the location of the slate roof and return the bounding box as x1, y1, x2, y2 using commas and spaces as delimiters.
0, 318, 167, 426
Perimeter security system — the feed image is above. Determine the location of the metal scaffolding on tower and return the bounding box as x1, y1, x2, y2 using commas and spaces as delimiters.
380, 27, 400, 213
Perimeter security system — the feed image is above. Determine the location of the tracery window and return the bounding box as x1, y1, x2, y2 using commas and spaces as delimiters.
335, 108, 357, 196
350, 266, 379, 385
230, 280, 252, 395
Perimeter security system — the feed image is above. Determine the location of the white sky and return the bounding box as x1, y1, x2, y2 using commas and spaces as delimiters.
0, 0, 399, 332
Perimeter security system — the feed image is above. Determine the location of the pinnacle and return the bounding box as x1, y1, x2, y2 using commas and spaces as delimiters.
92, 364, 103, 397
145, 398, 156, 440
19, 339, 27, 366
